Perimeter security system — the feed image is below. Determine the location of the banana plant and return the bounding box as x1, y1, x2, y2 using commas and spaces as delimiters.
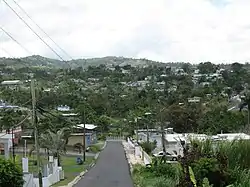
189, 166, 197, 187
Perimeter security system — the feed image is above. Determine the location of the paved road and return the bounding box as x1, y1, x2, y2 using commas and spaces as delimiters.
75, 141, 134, 187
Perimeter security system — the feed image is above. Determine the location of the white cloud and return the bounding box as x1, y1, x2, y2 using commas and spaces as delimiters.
1, 0, 250, 63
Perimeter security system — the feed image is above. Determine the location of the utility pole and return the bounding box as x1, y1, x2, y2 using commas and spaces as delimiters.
159, 107, 167, 163
31, 79, 43, 187
11, 127, 15, 163
144, 112, 151, 144
82, 101, 86, 162
135, 117, 138, 143
160, 112, 166, 154
146, 124, 149, 143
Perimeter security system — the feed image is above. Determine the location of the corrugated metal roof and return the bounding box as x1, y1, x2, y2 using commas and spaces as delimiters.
76, 124, 97, 130
1, 80, 21, 85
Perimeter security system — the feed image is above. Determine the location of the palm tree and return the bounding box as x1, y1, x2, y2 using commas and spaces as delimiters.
39, 127, 71, 166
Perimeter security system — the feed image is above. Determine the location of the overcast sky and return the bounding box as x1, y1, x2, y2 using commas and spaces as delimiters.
0, 0, 250, 63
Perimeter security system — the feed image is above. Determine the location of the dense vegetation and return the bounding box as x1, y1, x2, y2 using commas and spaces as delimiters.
1, 56, 250, 186
0, 58, 250, 135
0, 158, 24, 187
133, 140, 250, 187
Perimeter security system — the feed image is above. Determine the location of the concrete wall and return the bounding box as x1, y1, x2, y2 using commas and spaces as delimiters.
68, 133, 97, 147
23, 173, 35, 187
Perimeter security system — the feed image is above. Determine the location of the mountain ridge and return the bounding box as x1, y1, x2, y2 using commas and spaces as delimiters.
0, 55, 168, 69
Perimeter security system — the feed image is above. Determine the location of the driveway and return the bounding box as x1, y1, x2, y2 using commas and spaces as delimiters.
75, 141, 134, 187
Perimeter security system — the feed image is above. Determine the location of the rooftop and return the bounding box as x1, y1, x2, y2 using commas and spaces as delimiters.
1, 80, 22, 85
212, 133, 250, 141
76, 124, 97, 130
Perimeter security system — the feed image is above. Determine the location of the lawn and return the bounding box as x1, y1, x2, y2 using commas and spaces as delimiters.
0, 154, 95, 186
52, 156, 95, 186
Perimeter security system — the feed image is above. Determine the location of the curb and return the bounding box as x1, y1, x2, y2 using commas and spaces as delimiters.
59, 141, 107, 187
122, 141, 134, 174
101, 141, 107, 150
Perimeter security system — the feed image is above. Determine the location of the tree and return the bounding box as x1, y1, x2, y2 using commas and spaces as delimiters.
39, 128, 71, 166
0, 110, 23, 133
197, 62, 217, 74
97, 115, 112, 133
240, 92, 250, 125
182, 63, 192, 73
0, 158, 24, 187
231, 62, 243, 74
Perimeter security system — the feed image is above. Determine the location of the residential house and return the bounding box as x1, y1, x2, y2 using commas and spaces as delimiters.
0, 133, 12, 159
188, 96, 201, 103
57, 105, 71, 112
1, 80, 23, 90
68, 124, 98, 148
212, 133, 250, 142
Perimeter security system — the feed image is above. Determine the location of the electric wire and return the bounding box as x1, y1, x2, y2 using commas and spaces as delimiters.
11, 0, 73, 60
2, 0, 70, 68
0, 26, 32, 55
0, 114, 31, 138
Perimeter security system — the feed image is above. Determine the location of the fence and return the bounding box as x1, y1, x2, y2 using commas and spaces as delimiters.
23, 173, 35, 187
128, 138, 152, 166
106, 136, 125, 141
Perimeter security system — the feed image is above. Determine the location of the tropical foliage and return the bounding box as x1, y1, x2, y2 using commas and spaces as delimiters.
0, 158, 24, 187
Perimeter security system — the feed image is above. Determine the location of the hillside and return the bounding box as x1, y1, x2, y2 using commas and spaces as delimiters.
0, 55, 168, 69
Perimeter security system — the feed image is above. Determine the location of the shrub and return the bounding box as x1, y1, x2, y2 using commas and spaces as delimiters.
140, 141, 157, 154
191, 156, 233, 187
152, 177, 176, 187
97, 134, 107, 141
89, 144, 101, 153
151, 162, 180, 180
0, 158, 24, 187
202, 178, 213, 187
232, 169, 250, 187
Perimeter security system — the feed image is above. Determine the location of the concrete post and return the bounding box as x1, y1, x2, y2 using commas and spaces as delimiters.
22, 158, 29, 173
4, 143, 9, 159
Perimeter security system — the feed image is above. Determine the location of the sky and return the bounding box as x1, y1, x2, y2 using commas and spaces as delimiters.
0, 0, 250, 63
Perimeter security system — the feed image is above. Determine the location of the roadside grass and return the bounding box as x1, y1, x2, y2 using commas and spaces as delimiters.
88, 141, 105, 153
132, 163, 179, 187
0, 154, 95, 186
52, 156, 95, 187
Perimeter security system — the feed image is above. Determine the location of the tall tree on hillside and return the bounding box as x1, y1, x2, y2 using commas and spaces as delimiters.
197, 62, 217, 74
231, 62, 243, 74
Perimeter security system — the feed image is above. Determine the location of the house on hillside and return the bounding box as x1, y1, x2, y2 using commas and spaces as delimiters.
57, 105, 71, 112
1, 80, 23, 90
212, 133, 250, 142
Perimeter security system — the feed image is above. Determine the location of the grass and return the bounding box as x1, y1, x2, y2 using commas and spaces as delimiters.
0, 154, 95, 186
0, 141, 106, 186
132, 163, 180, 187
95, 141, 105, 150
89, 141, 105, 153
52, 156, 95, 187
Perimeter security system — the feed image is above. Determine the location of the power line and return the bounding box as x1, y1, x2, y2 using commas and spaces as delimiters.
0, 47, 13, 57
0, 27, 69, 68
0, 26, 32, 55
36, 106, 76, 125
2, 0, 70, 68
11, 0, 73, 61
0, 114, 30, 138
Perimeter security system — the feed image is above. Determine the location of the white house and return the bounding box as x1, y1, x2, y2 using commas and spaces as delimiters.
0, 133, 12, 159
212, 133, 250, 141
1, 80, 22, 85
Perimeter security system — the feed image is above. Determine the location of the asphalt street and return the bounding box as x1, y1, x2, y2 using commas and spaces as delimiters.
75, 141, 134, 187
